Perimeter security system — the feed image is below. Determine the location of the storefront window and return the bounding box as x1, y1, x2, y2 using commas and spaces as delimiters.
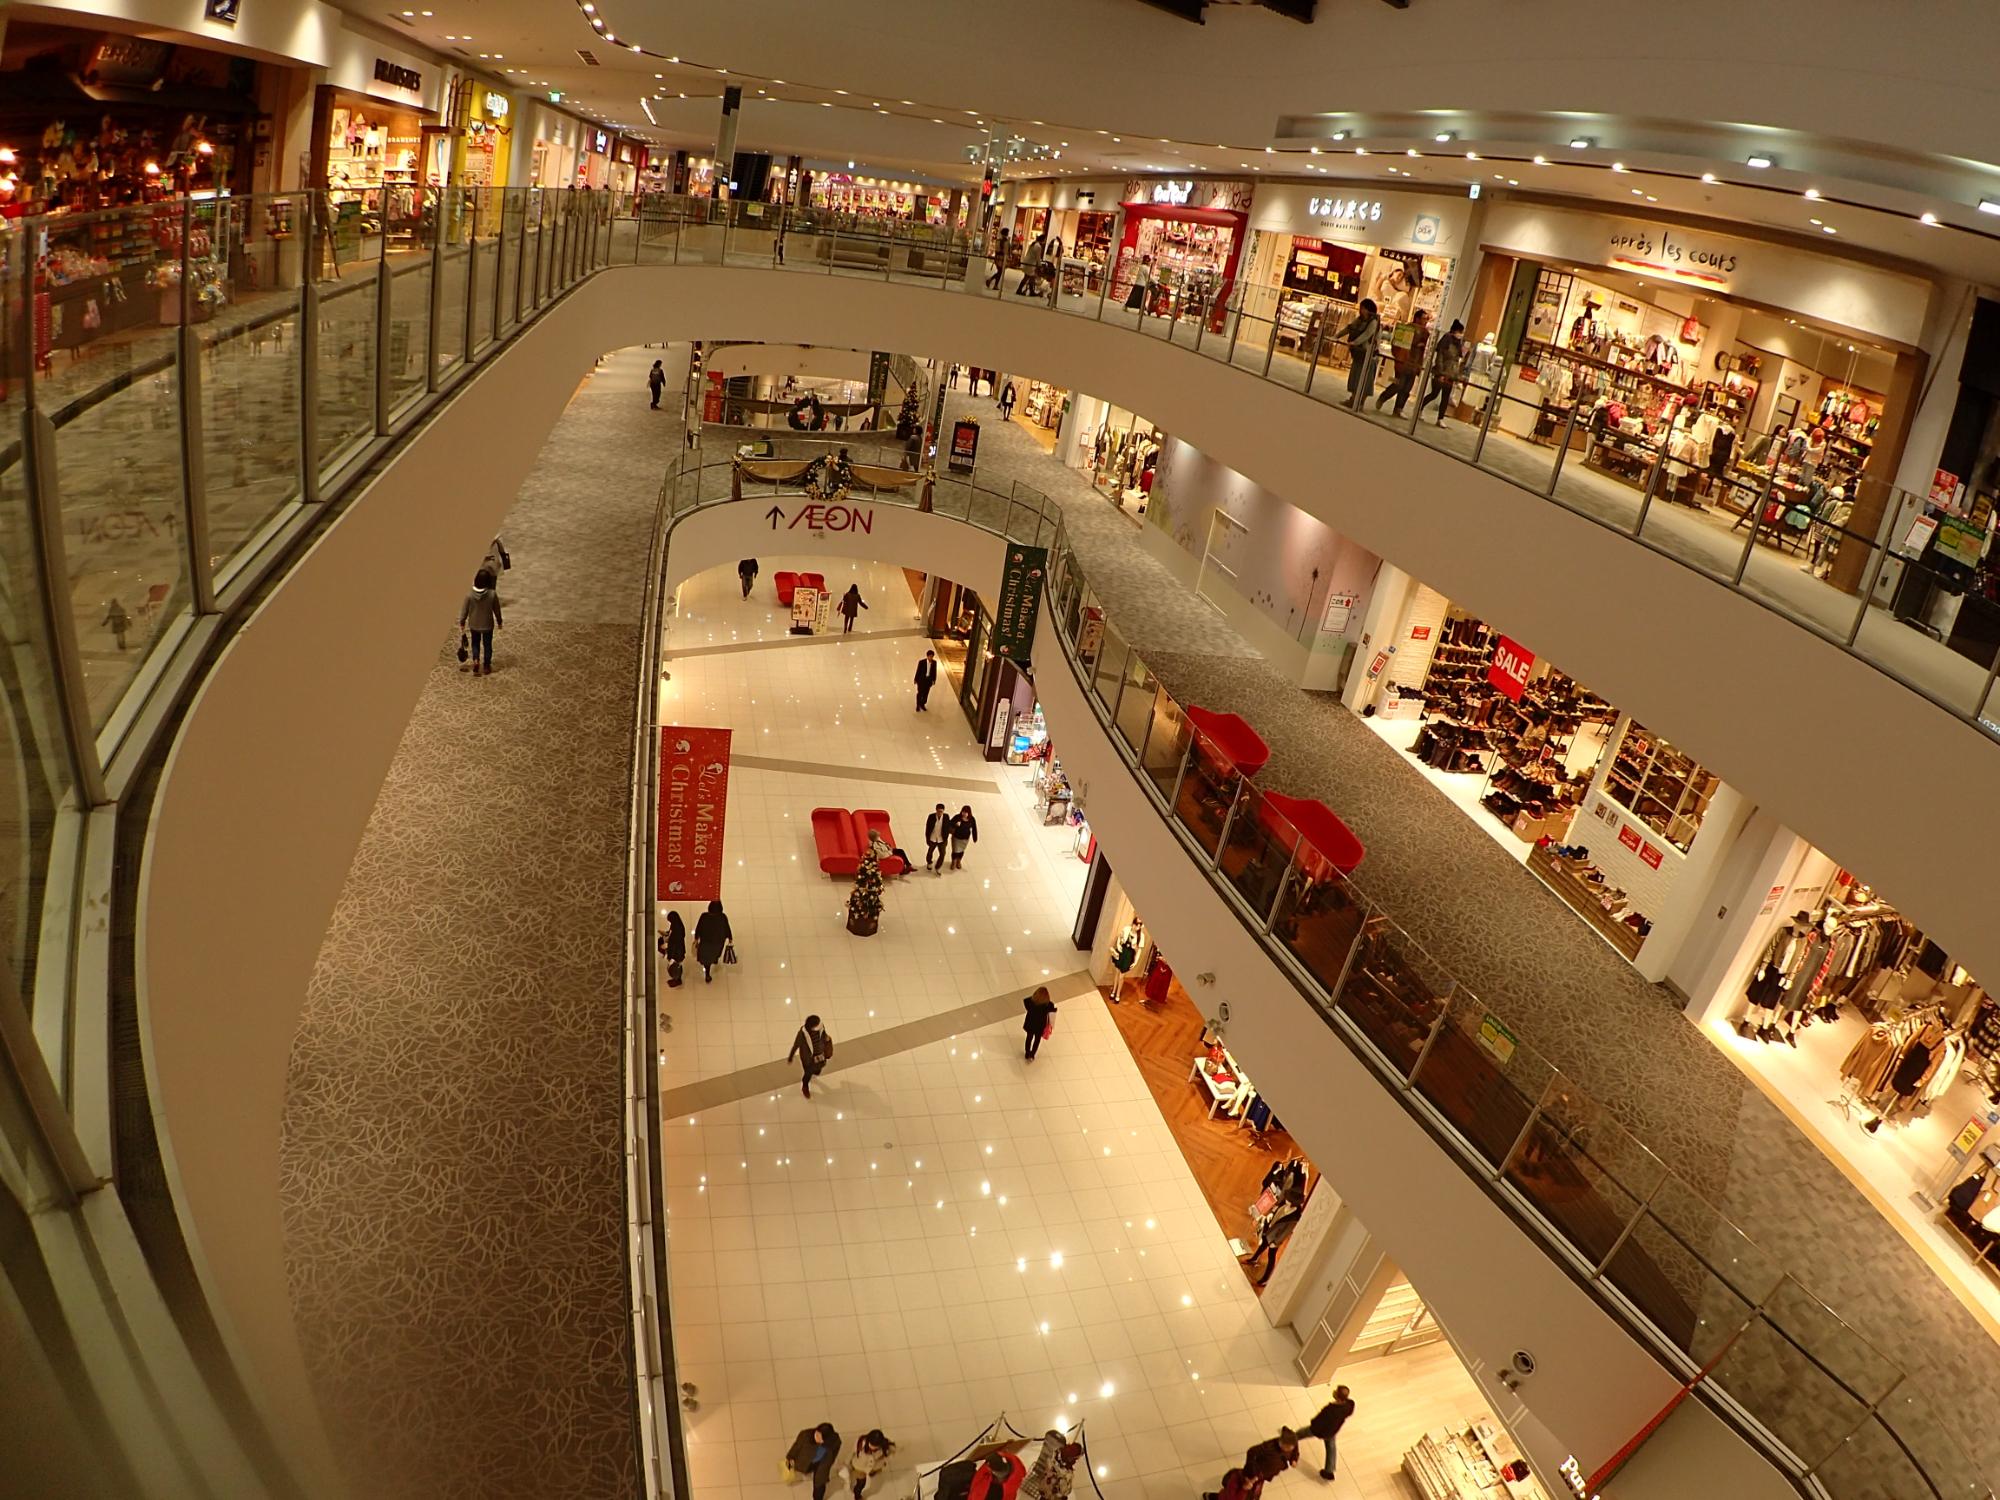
1602, 720, 1714, 853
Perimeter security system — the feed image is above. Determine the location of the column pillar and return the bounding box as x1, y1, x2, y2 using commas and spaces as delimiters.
1341, 563, 1416, 713
1633, 781, 1755, 986
712, 86, 742, 200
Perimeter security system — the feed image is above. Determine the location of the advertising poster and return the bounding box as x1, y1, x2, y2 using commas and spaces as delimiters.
658, 727, 732, 902
1488, 635, 1535, 701
948, 418, 981, 475
991, 545, 1049, 661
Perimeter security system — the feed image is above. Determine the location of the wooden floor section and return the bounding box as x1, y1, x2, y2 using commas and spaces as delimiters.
1100, 972, 1311, 1292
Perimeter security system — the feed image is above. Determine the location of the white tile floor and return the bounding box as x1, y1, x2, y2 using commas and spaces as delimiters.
655, 557, 1519, 1500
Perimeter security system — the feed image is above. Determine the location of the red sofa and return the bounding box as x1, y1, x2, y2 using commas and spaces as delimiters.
773, 571, 827, 607
812, 807, 907, 876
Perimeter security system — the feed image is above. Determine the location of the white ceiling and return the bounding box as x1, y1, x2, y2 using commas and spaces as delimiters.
335, 0, 2000, 288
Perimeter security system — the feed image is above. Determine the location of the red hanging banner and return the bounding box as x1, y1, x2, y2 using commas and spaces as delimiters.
658, 726, 732, 902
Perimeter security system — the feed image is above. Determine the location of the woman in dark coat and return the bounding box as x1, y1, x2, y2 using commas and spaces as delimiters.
948, 806, 979, 870
658, 911, 686, 986
693, 899, 731, 982
838, 584, 868, 634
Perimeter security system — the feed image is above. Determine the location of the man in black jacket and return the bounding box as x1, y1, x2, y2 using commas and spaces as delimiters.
786, 1424, 843, 1500
914, 649, 939, 711
738, 558, 759, 598
1308, 1387, 1355, 1480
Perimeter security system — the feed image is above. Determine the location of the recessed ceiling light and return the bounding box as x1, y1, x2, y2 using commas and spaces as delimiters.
1644, 195, 1657, 202
1980, 200, 2000, 216
1822, 225, 1838, 234
1611, 161, 1628, 172
1465, 152, 1478, 161
1308, 146, 1321, 155
1406, 148, 1419, 157
1532, 155, 1547, 165
1355, 147, 1368, 155
1804, 188, 1821, 200
1920, 211, 1940, 225
1569, 137, 1592, 149
1746, 154, 1773, 169
1809, 217, 1822, 226
1434, 132, 1454, 143
1701, 172, 1717, 183
1331, 130, 1349, 142
1508, 179, 1519, 186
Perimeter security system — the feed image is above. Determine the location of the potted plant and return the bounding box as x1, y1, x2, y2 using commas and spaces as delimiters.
846, 847, 884, 937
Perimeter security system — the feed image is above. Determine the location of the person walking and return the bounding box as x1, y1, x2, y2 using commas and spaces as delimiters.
985, 228, 1010, 290
693, 898, 732, 982
648, 358, 666, 409
1373, 308, 1431, 417
1240, 1179, 1304, 1287
738, 557, 760, 599
657, 910, 686, 988
848, 1429, 896, 1499
1124, 253, 1154, 313
1023, 985, 1057, 1061
786, 1423, 843, 1500
1015, 235, 1044, 296
460, 566, 504, 676
102, 598, 132, 651
947, 805, 978, 870
1308, 1387, 1356, 1482
788, 1013, 833, 1098
947, 363, 961, 390
913, 650, 938, 711
837, 584, 868, 634
924, 803, 951, 873
1417, 319, 1466, 426
1338, 298, 1382, 409
999, 382, 1017, 420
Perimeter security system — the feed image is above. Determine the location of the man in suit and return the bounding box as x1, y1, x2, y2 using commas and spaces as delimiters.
924, 803, 950, 874
914, 649, 939, 711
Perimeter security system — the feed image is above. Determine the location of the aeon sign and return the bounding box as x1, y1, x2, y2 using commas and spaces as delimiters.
1310, 196, 1383, 223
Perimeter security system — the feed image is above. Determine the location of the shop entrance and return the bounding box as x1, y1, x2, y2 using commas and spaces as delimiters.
1196, 508, 1249, 615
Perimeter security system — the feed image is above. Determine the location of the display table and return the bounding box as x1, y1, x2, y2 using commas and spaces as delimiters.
1190, 1046, 1254, 1120
1403, 1421, 1549, 1500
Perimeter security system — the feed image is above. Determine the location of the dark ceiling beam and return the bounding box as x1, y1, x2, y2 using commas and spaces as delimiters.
1136, 0, 1208, 20
1258, 0, 1318, 18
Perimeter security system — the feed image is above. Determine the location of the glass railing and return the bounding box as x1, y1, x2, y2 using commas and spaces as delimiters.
649, 448, 1991, 1499
8, 183, 1990, 1499
617, 192, 2000, 740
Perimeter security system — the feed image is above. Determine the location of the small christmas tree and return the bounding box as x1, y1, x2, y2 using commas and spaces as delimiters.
846, 847, 884, 936
895, 385, 921, 440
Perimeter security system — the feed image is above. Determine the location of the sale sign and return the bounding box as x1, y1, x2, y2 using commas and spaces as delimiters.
1489, 635, 1535, 701
1617, 825, 1642, 853
659, 727, 732, 902
1640, 841, 1665, 869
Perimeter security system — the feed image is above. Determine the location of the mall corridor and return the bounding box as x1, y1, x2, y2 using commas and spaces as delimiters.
944, 387, 2000, 1460
278, 347, 681, 1497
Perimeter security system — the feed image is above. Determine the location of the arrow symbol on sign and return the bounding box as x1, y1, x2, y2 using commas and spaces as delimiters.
765, 505, 785, 528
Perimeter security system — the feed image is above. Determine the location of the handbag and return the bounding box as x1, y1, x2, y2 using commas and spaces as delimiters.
780, 1461, 802, 1486
1042, 1018, 1055, 1040
723, 940, 738, 965
456, 631, 469, 663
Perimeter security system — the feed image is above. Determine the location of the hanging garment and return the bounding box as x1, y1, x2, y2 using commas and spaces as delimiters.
1840, 1024, 1901, 1095
1891, 1039, 1936, 1097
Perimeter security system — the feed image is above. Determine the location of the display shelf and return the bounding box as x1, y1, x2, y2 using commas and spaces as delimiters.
1528, 845, 1647, 959
1524, 337, 1692, 395
1604, 720, 1713, 851
1403, 1420, 1549, 1500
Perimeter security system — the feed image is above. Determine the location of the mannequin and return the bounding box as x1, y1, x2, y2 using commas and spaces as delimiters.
1109, 917, 1145, 1001
1740, 912, 1813, 1040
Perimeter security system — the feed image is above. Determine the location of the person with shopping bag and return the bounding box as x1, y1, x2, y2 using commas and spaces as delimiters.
657, 911, 686, 988
789, 1014, 834, 1098
1023, 985, 1058, 1061
694, 899, 733, 982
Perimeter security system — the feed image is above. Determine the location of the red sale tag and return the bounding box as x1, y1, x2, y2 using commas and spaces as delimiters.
1488, 635, 1535, 701
1617, 825, 1642, 852
1640, 842, 1665, 869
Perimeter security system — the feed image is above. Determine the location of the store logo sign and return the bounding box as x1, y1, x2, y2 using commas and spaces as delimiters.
1608, 223, 1740, 287
1152, 180, 1194, 205
373, 58, 422, 92
1412, 214, 1440, 245
1557, 1457, 1600, 1500
484, 91, 510, 117
1310, 196, 1383, 223
1489, 635, 1534, 700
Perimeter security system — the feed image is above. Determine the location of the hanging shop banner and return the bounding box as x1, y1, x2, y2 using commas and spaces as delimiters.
1489, 635, 1535, 701
948, 418, 981, 475
991, 545, 1049, 662
658, 727, 732, 902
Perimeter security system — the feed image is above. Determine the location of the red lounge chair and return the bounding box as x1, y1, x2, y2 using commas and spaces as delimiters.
799, 572, 827, 596
852, 809, 908, 876
775, 571, 801, 606
811, 807, 862, 874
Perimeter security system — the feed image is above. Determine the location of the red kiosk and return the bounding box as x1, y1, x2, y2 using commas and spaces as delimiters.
1110, 178, 1252, 333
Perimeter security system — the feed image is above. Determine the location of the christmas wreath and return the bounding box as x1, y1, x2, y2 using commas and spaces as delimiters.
787, 393, 825, 431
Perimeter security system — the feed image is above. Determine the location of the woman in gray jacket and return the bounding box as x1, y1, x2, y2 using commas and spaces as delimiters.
461, 567, 503, 676
1338, 298, 1381, 409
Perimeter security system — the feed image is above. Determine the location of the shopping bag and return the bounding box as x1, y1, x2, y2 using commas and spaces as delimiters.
1042, 1019, 1054, 1040
780, 1461, 802, 1486
723, 940, 738, 965
456, 632, 469, 663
